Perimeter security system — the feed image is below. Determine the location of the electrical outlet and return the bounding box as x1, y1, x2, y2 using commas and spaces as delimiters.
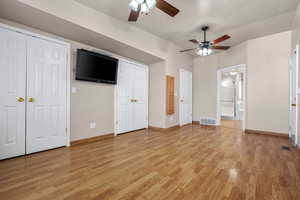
90, 122, 96, 129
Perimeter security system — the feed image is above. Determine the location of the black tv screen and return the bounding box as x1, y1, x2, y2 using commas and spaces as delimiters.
76, 49, 118, 84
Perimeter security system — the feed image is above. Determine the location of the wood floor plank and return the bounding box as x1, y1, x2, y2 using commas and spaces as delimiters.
1, 123, 300, 200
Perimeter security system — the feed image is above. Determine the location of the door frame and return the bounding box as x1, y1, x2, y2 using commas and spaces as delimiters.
179, 68, 193, 126
217, 64, 246, 131
0, 22, 71, 146
289, 45, 299, 146
114, 59, 149, 136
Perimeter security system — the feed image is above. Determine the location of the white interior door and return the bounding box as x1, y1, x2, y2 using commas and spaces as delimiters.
180, 69, 193, 126
132, 65, 148, 131
116, 61, 148, 135
26, 37, 67, 154
116, 61, 133, 134
0, 28, 26, 160
289, 46, 298, 146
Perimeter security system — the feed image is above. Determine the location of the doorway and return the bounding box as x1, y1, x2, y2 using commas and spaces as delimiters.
217, 65, 246, 130
289, 45, 299, 146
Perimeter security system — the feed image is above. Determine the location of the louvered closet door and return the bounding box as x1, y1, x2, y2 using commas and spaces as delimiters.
0, 28, 26, 160
26, 37, 67, 154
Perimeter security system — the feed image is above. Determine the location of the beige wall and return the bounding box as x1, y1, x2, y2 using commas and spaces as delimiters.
247, 31, 290, 134
165, 51, 193, 128
193, 31, 291, 134
149, 62, 166, 128
193, 54, 218, 120
193, 43, 248, 121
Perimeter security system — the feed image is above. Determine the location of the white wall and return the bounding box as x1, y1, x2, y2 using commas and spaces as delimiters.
193, 31, 291, 134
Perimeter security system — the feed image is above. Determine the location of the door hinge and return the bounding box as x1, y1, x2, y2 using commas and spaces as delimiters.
65, 128, 68, 132
116, 121, 118, 125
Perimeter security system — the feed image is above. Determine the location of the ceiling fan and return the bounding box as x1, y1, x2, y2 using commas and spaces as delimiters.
128, 0, 180, 22
180, 26, 231, 56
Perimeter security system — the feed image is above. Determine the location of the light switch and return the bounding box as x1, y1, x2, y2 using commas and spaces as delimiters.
72, 87, 77, 93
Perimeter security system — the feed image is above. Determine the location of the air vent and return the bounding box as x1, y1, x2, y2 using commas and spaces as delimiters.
200, 118, 217, 126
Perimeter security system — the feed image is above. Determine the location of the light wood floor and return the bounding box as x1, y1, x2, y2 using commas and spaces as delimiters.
1, 125, 300, 200
221, 119, 242, 130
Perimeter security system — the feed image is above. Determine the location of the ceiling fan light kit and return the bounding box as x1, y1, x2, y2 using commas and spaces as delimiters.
180, 26, 231, 56
198, 48, 212, 56
128, 0, 180, 22
129, 0, 156, 13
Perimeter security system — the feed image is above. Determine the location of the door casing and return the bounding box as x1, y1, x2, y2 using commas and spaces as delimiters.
289, 45, 299, 146
217, 64, 246, 131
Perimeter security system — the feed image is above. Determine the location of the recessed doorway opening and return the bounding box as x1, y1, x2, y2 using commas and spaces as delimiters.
217, 65, 246, 131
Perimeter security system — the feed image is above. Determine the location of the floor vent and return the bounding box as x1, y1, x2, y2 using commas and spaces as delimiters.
200, 118, 217, 126
281, 146, 291, 151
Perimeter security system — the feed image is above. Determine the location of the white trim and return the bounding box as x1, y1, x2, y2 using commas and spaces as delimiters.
296, 45, 299, 146
289, 45, 299, 146
66, 46, 71, 146
0, 22, 71, 147
217, 64, 246, 131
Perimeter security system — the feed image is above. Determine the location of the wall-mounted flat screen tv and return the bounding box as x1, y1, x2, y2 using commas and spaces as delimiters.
76, 49, 119, 84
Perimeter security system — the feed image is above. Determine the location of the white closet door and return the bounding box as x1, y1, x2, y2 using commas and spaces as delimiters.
26, 37, 67, 154
0, 28, 26, 160
131, 65, 148, 130
116, 61, 148, 135
180, 69, 193, 126
116, 61, 133, 134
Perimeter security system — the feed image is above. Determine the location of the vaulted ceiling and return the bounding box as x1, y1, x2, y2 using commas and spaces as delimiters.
74, 0, 299, 52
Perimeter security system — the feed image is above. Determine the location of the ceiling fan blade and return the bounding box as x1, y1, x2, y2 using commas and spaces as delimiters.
156, 0, 180, 17
211, 46, 231, 50
212, 35, 231, 44
180, 48, 198, 53
189, 39, 200, 44
128, 7, 141, 22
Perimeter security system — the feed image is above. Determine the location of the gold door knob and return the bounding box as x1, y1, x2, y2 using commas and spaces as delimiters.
181, 99, 184, 103
28, 98, 35, 103
292, 104, 297, 107
135, 99, 138, 102
17, 97, 24, 102
130, 99, 134, 102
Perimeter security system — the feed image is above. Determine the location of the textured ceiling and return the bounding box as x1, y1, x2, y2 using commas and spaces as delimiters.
74, 0, 299, 54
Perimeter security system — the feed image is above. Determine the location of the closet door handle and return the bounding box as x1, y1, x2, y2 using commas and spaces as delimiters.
28, 98, 35, 103
17, 97, 25, 102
